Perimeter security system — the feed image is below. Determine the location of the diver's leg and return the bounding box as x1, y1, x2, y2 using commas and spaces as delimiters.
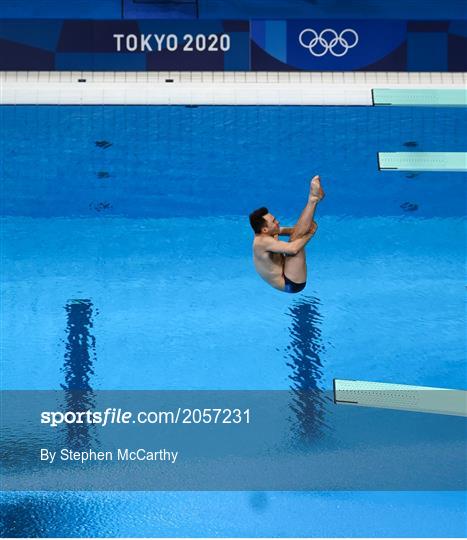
289, 203, 317, 241
283, 176, 324, 284
284, 249, 307, 284
289, 176, 324, 241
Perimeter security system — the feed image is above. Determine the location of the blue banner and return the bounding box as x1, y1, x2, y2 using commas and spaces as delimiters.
0, 19, 465, 71
251, 19, 467, 71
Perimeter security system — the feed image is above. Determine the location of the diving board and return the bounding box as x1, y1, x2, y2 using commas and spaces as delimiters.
333, 379, 467, 417
378, 152, 467, 172
373, 88, 467, 107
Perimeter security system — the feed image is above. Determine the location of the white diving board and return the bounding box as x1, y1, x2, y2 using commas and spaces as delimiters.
333, 379, 467, 417
378, 152, 467, 172
373, 88, 467, 106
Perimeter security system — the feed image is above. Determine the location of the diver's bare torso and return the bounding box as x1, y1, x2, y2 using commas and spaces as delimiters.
253, 236, 286, 291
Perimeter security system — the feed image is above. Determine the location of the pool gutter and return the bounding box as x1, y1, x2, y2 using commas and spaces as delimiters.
1, 71, 465, 105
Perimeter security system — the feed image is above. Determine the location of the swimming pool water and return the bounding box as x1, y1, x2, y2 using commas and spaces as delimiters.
2, 214, 465, 391
1, 105, 466, 536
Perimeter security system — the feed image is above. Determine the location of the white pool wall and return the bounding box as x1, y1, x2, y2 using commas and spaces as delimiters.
1, 71, 465, 105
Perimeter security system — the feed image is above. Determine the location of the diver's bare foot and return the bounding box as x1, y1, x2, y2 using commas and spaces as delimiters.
309, 175, 325, 203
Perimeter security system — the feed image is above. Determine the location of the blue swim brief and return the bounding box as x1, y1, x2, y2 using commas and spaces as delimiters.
283, 275, 306, 294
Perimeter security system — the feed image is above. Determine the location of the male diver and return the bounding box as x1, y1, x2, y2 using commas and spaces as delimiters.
249, 175, 324, 293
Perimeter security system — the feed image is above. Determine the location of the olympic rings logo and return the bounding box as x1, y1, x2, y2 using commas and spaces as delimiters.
298, 28, 359, 57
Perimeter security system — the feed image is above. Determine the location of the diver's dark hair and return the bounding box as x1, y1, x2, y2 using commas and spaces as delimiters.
249, 207, 269, 234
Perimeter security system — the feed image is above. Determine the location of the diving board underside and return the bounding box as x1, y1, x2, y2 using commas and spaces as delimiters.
378, 152, 467, 171
373, 88, 467, 106
334, 379, 467, 417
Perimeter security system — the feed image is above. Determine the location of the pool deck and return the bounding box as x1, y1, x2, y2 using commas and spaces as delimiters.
1, 71, 465, 105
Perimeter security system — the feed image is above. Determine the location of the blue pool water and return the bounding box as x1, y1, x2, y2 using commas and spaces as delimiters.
1, 105, 466, 536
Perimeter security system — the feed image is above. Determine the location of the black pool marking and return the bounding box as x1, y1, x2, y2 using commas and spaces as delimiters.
78, 78, 86, 83
400, 202, 419, 211
165, 79, 174, 83
90, 201, 113, 212
95, 140, 112, 149
97, 171, 111, 179
403, 141, 418, 147
405, 172, 420, 179
185, 105, 199, 108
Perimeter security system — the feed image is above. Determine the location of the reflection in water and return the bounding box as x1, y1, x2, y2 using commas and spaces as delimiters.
1, 300, 99, 536
0, 498, 45, 537
61, 299, 97, 448
285, 295, 329, 440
